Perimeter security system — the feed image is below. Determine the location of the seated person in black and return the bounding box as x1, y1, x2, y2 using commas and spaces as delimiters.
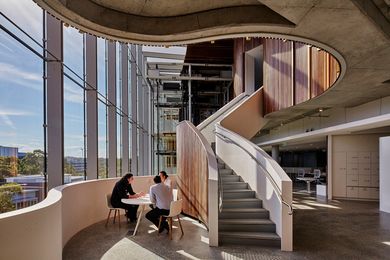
111, 173, 144, 222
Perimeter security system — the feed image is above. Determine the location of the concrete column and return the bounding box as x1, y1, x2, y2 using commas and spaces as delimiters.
379, 137, 390, 213
45, 13, 64, 189
272, 145, 280, 164
107, 41, 117, 178
137, 46, 144, 175
130, 45, 138, 175
121, 43, 129, 175
85, 34, 98, 180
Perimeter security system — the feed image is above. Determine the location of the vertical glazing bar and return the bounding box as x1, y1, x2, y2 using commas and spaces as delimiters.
85, 34, 98, 180
130, 45, 138, 175
121, 43, 129, 174
107, 41, 117, 178
137, 46, 144, 175
46, 13, 64, 189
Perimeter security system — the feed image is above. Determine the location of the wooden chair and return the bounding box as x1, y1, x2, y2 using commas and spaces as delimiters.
105, 194, 123, 227
158, 199, 184, 240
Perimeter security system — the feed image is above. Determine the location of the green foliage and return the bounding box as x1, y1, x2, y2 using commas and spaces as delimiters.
64, 161, 76, 175
18, 150, 44, 175
0, 183, 22, 213
0, 156, 18, 179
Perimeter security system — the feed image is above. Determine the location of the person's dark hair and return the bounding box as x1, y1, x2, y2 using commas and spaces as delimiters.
154, 175, 161, 184
159, 171, 168, 178
121, 173, 133, 183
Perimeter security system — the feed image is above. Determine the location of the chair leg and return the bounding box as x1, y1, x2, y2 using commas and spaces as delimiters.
105, 209, 112, 227
113, 209, 117, 224
177, 215, 184, 235
118, 210, 121, 228
168, 217, 173, 240
157, 216, 163, 236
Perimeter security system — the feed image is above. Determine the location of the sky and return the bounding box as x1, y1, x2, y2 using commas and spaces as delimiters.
0, 0, 186, 158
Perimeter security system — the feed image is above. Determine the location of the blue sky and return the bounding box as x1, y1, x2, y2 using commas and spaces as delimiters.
0, 0, 186, 158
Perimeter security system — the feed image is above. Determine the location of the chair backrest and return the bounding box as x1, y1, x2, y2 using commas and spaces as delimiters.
173, 189, 178, 201
313, 169, 321, 178
106, 194, 113, 209
168, 199, 182, 217
297, 169, 305, 178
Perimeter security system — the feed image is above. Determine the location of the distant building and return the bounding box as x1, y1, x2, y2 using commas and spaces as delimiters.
0, 145, 18, 157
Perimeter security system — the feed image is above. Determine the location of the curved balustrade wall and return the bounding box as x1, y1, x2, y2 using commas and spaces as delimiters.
176, 121, 218, 246
0, 176, 156, 260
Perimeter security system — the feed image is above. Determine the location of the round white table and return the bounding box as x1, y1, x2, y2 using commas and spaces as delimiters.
296, 177, 317, 193
122, 195, 152, 236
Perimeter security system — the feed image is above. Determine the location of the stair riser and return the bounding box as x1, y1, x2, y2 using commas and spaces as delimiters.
223, 183, 248, 190
217, 163, 225, 168
219, 211, 269, 219
220, 172, 234, 176
220, 237, 280, 247
221, 176, 241, 182
219, 223, 276, 233
220, 169, 233, 175
223, 200, 262, 208
223, 191, 255, 199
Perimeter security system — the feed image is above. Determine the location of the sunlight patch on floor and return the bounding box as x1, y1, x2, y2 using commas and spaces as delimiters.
176, 250, 201, 260
101, 238, 163, 260
382, 241, 390, 246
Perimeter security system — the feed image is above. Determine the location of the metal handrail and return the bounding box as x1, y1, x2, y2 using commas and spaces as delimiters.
218, 168, 223, 213
215, 131, 293, 215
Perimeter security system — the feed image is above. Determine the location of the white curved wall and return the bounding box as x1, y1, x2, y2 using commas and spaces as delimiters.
0, 175, 169, 259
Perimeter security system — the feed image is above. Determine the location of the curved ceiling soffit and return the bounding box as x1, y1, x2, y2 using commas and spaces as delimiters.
33, 0, 347, 118
33, 0, 294, 42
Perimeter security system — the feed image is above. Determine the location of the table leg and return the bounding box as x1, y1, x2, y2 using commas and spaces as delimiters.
133, 204, 144, 236
307, 181, 311, 193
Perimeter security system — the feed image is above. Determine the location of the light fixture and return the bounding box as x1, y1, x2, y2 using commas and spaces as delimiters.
282, 39, 287, 42
319, 108, 323, 112
210, 40, 215, 44
245, 36, 251, 41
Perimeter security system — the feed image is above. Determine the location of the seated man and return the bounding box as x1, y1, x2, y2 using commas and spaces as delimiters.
146, 175, 173, 233
111, 173, 144, 222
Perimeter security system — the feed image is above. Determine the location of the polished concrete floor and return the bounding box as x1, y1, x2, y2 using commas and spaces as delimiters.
64, 191, 390, 260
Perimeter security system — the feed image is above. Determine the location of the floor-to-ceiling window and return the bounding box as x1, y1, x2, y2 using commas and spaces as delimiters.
63, 26, 85, 182
0, 0, 45, 212
97, 38, 107, 179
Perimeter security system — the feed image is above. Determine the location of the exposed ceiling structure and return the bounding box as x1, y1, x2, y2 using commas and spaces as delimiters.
34, 0, 390, 135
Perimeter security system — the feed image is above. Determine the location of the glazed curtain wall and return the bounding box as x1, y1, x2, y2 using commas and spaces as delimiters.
0, 1, 153, 215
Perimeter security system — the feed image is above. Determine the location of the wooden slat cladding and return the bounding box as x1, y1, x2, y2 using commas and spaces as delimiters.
263, 39, 341, 115
310, 48, 329, 98
176, 122, 209, 226
294, 42, 310, 104
233, 39, 245, 97
263, 39, 293, 114
329, 54, 341, 87
232, 38, 263, 98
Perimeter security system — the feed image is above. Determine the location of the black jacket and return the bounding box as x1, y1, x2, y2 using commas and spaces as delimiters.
111, 179, 135, 207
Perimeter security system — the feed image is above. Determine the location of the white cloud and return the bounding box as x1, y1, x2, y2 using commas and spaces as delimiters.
64, 81, 84, 104
0, 114, 16, 129
0, 0, 43, 41
0, 62, 42, 91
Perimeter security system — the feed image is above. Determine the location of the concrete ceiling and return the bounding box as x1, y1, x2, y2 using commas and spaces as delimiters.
34, 0, 390, 132
90, 0, 260, 17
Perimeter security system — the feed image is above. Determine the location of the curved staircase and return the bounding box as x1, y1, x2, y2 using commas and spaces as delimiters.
218, 159, 281, 247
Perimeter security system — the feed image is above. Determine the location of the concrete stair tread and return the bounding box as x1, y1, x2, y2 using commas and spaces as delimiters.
223, 189, 252, 193
223, 198, 260, 202
219, 219, 274, 225
221, 208, 267, 213
220, 231, 280, 240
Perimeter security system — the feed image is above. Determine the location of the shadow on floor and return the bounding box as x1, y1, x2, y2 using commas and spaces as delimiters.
64, 194, 390, 260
